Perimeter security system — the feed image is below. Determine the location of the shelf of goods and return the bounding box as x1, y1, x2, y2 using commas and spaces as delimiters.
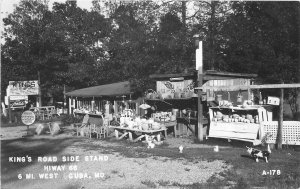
118, 111, 176, 131
208, 105, 273, 142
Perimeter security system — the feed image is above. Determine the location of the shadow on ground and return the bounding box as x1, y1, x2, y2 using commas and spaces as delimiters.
1, 136, 81, 184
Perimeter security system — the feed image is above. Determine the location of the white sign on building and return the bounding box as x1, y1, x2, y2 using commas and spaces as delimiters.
7, 80, 39, 96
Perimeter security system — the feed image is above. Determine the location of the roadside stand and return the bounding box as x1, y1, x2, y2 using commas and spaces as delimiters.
66, 81, 144, 139
145, 70, 257, 140
196, 83, 300, 146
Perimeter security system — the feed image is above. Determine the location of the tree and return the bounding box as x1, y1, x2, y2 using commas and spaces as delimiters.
190, 1, 233, 71
2, 0, 111, 102
92, 2, 163, 93
222, 1, 300, 118
50, 1, 110, 88
2, 0, 53, 102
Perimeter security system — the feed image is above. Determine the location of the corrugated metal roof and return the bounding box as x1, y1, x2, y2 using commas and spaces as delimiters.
65, 81, 132, 97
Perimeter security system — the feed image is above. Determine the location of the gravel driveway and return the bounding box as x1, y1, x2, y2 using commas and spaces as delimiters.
1, 125, 232, 189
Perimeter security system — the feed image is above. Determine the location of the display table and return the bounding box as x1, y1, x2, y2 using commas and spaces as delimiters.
208, 105, 273, 142
155, 120, 177, 137
74, 111, 103, 117
109, 126, 167, 142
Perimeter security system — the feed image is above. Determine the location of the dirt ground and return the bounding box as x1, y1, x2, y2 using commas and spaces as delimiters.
0, 124, 233, 189
1, 124, 299, 189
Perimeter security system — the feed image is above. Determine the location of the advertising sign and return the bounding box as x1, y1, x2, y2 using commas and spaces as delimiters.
4, 96, 28, 108
7, 80, 39, 96
21, 110, 36, 125
156, 80, 194, 95
267, 96, 280, 106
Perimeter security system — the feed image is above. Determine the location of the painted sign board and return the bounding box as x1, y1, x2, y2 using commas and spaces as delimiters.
7, 80, 39, 96
203, 79, 252, 102
21, 110, 36, 125
156, 80, 194, 95
202, 79, 251, 92
4, 95, 28, 108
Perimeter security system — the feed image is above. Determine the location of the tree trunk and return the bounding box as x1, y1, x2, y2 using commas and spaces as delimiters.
181, 1, 187, 56
38, 71, 42, 107
208, 1, 216, 70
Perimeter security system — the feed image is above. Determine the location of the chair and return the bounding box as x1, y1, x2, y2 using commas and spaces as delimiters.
44, 109, 53, 120
90, 115, 108, 139
91, 124, 108, 139
75, 114, 90, 137
39, 110, 45, 120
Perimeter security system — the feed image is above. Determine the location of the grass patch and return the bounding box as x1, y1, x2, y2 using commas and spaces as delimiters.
73, 135, 300, 189
141, 180, 156, 188
157, 180, 170, 186
111, 170, 119, 174
108, 138, 300, 188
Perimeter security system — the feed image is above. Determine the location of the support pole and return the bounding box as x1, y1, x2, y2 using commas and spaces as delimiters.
38, 71, 42, 107
114, 100, 117, 114
69, 97, 72, 114
8, 96, 12, 123
92, 97, 95, 111
277, 88, 284, 149
63, 84, 66, 114
196, 41, 204, 141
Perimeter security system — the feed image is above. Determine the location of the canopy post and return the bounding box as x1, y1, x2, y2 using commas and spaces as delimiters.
92, 97, 95, 111
8, 96, 12, 123
114, 100, 118, 114
68, 97, 72, 114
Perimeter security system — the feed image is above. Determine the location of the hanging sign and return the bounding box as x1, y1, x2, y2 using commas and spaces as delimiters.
7, 80, 39, 96
202, 79, 251, 92
267, 96, 280, 106
156, 80, 194, 95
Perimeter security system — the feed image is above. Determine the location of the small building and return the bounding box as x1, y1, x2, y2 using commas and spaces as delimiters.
65, 81, 142, 116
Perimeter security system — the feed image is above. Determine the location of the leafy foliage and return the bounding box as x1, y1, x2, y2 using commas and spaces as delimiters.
1, 0, 299, 115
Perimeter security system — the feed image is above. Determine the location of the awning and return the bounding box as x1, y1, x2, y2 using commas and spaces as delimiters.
65, 81, 132, 97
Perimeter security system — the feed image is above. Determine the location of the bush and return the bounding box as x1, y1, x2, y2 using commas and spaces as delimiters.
1, 114, 9, 124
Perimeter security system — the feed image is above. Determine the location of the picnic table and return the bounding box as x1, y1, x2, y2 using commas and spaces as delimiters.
109, 126, 167, 142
